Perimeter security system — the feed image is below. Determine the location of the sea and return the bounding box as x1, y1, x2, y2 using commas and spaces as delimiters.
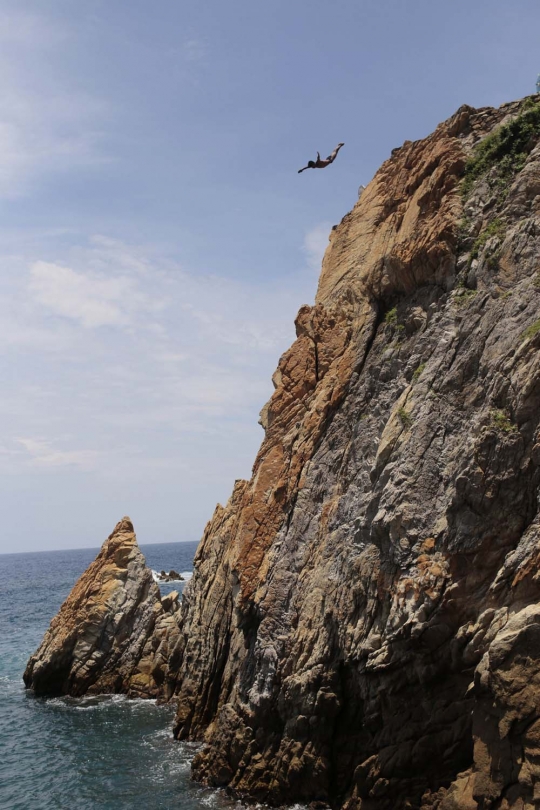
0, 542, 238, 810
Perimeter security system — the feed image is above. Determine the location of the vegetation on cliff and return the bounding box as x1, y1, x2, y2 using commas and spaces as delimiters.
461, 96, 540, 197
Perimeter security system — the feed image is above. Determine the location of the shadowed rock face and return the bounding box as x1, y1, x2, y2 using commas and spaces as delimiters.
165, 97, 540, 809
24, 517, 181, 698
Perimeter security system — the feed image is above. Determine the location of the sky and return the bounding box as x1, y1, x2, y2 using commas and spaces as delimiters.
0, 0, 538, 553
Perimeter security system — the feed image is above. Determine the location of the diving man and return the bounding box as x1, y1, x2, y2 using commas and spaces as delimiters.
298, 143, 344, 174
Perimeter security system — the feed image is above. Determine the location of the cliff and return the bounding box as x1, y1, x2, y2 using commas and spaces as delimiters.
25, 96, 540, 809
24, 517, 181, 698
168, 97, 540, 810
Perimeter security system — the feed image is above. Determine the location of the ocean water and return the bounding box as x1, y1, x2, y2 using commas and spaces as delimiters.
0, 542, 235, 810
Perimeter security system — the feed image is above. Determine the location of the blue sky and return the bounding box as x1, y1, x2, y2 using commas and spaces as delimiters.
0, 0, 538, 552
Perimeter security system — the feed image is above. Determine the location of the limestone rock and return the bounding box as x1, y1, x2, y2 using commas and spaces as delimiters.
24, 517, 181, 698
165, 96, 540, 808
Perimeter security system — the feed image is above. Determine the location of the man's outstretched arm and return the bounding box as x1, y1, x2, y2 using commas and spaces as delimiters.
299, 151, 320, 173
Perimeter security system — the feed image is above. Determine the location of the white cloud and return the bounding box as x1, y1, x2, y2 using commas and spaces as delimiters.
29, 261, 132, 328
0, 231, 303, 429
303, 222, 331, 271
0, 8, 321, 551
17, 438, 101, 470
0, 302, 71, 350
83, 236, 157, 277
27, 259, 161, 329
0, 229, 311, 557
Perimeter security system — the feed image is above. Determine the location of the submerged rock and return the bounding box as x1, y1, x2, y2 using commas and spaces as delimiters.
157, 569, 183, 582
24, 517, 181, 698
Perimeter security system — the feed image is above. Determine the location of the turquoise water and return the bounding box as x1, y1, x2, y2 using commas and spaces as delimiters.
0, 542, 233, 810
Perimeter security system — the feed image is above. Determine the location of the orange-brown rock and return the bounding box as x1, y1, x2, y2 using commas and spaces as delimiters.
24, 517, 181, 698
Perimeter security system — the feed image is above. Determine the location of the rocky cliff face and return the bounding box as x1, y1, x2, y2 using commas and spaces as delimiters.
24, 517, 181, 698
167, 97, 540, 810
25, 97, 540, 809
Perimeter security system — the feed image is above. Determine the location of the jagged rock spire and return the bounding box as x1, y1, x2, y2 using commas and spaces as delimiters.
24, 517, 181, 698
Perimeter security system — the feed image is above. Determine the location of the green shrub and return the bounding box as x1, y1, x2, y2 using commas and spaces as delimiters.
469, 218, 505, 261
490, 409, 517, 433
522, 319, 540, 340
398, 407, 412, 427
454, 288, 477, 307
485, 250, 502, 272
462, 101, 540, 198
457, 216, 472, 249
533, 272, 540, 288
412, 362, 426, 382
385, 307, 397, 324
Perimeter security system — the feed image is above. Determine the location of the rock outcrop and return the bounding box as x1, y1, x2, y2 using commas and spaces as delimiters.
24, 517, 181, 698
157, 569, 184, 582
165, 97, 540, 809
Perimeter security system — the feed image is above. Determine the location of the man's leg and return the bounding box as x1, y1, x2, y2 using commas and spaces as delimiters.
326, 143, 344, 163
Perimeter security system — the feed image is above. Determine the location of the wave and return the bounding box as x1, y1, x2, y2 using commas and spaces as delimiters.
44, 694, 165, 712
151, 570, 192, 584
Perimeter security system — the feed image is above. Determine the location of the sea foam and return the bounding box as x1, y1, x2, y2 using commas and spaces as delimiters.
151, 570, 192, 584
